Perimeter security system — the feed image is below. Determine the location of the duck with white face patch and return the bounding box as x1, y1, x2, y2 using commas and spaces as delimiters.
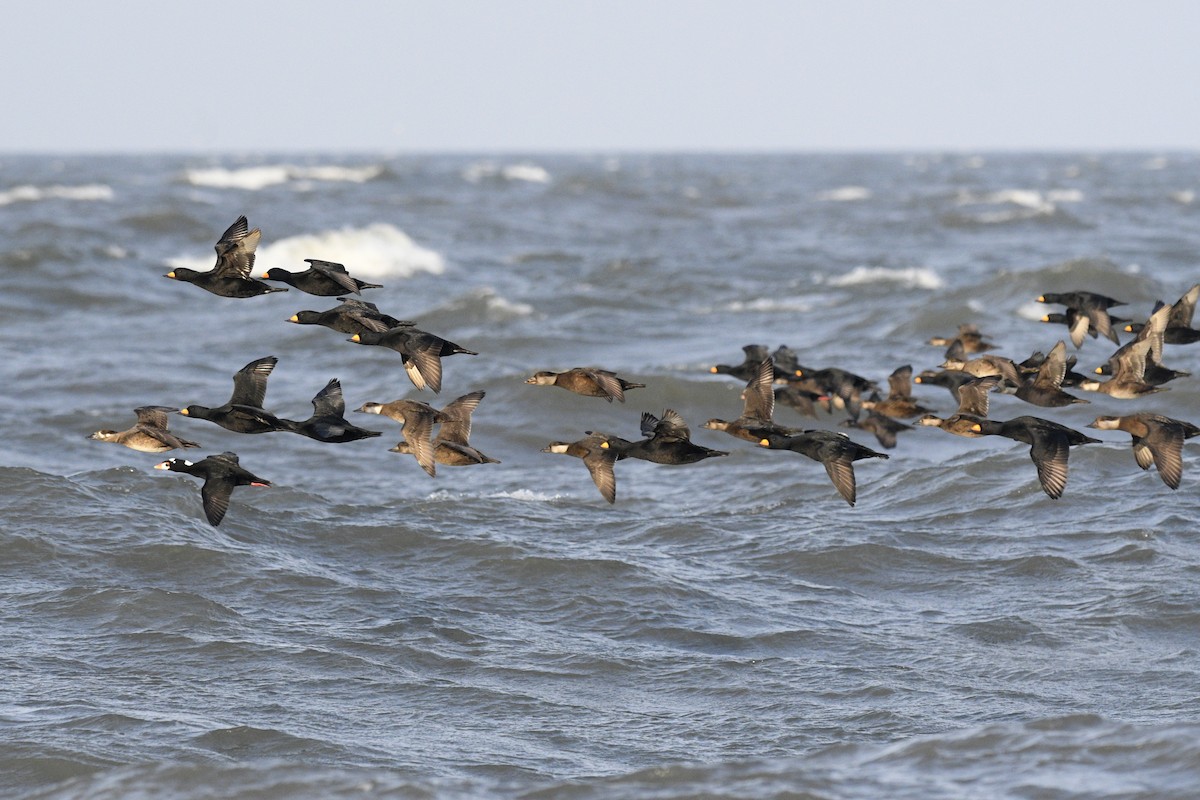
153, 451, 270, 527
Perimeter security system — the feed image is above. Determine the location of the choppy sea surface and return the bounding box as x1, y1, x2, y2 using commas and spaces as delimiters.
2, 152, 1200, 799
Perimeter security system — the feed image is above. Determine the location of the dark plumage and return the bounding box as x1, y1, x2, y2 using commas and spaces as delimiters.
792, 365, 876, 421
88, 406, 199, 453
601, 410, 729, 465
1010, 340, 1089, 407
758, 430, 889, 507
1037, 291, 1125, 347
262, 259, 383, 296
179, 356, 300, 434
288, 298, 414, 337
913, 369, 977, 405
164, 216, 286, 298
153, 451, 270, 527
525, 368, 646, 403
542, 434, 618, 504
390, 391, 500, 466
291, 379, 382, 443
841, 411, 911, 449
1123, 284, 1200, 344
970, 416, 1100, 499
710, 344, 771, 382
1088, 413, 1200, 490
349, 327, 477, 394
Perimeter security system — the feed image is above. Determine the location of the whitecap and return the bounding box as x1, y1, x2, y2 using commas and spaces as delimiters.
491, 489, 561, 502
955, 188, 1081, 215
1015, 301, 1050, 321
166, 223, 444, 279
1170, 190, 1195, 205
823, 266, 944, 290
0, 183, 113, 206
462, 161, 551, 184
184, 164, 383, 190
722, 297, 815, 313
424, 287, 535, 321
185, 166, 291, 190
816, 186, 872, 202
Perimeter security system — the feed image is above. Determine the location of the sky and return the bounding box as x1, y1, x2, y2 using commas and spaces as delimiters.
4, 0, 1198, 153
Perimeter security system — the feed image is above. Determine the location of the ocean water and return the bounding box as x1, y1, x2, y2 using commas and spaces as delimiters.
2, 152, 1199, 799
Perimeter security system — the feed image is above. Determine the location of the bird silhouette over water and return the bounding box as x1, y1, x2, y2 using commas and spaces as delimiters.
262, 259, 383, 296
88, 406, 199, 453
153, 451, 271, 526
165, 216, 286, 298
179, 356, 300, 435
758, 430, 889, 507
969, 416, 1099, 499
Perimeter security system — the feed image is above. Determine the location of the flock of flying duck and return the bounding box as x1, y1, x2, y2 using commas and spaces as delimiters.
87, 216, 1200, 524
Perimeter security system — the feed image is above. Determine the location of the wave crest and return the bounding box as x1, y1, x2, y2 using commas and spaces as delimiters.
462, 161, 551, 184
166, 223, 444, 279
184, 164, 383, 190
0, 184, 113, 206
823, 266, 944, 290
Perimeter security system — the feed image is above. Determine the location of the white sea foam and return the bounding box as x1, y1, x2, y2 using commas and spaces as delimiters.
490, 489, 560, 502
823, 266, 944, 290
723, 297, 815, 313
956, 188, 1082, 213
816, 186, 872, 202
184, 164, 383, 190
471, 288, 534, 319
166, 223, 444, 279
462, 161, 551, 184
1170, 190, 1195, 205
1016, 301, 1050, 321
0, 183, 113, 206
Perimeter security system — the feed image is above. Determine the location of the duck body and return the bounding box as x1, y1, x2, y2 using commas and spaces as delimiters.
525, 368, 645, 402
710, 344, 771, 382
389, 391, 499, 465
1037, 291, 1125, 347
356, 399, 449, 476
703, 359, 801, 444
350, 328, 477, 393
179, 356, 300, 434
153, 451, 270, 526
970, 416, 1100, 499
758, 430, 888, 506
262, 259, 382, 296
165, 216, 286, 298
289, 299, 414, 336
88, 406, 199, 453
843, 411, 911, 449
542, 435, 618, 503
1088, 413, 1200, 489
291, 379, 381, 443
607, 410, 729, 464
1012, 340, 1089, 407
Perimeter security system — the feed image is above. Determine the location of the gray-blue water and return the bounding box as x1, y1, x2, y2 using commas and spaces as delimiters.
2, 152, 1200, 798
